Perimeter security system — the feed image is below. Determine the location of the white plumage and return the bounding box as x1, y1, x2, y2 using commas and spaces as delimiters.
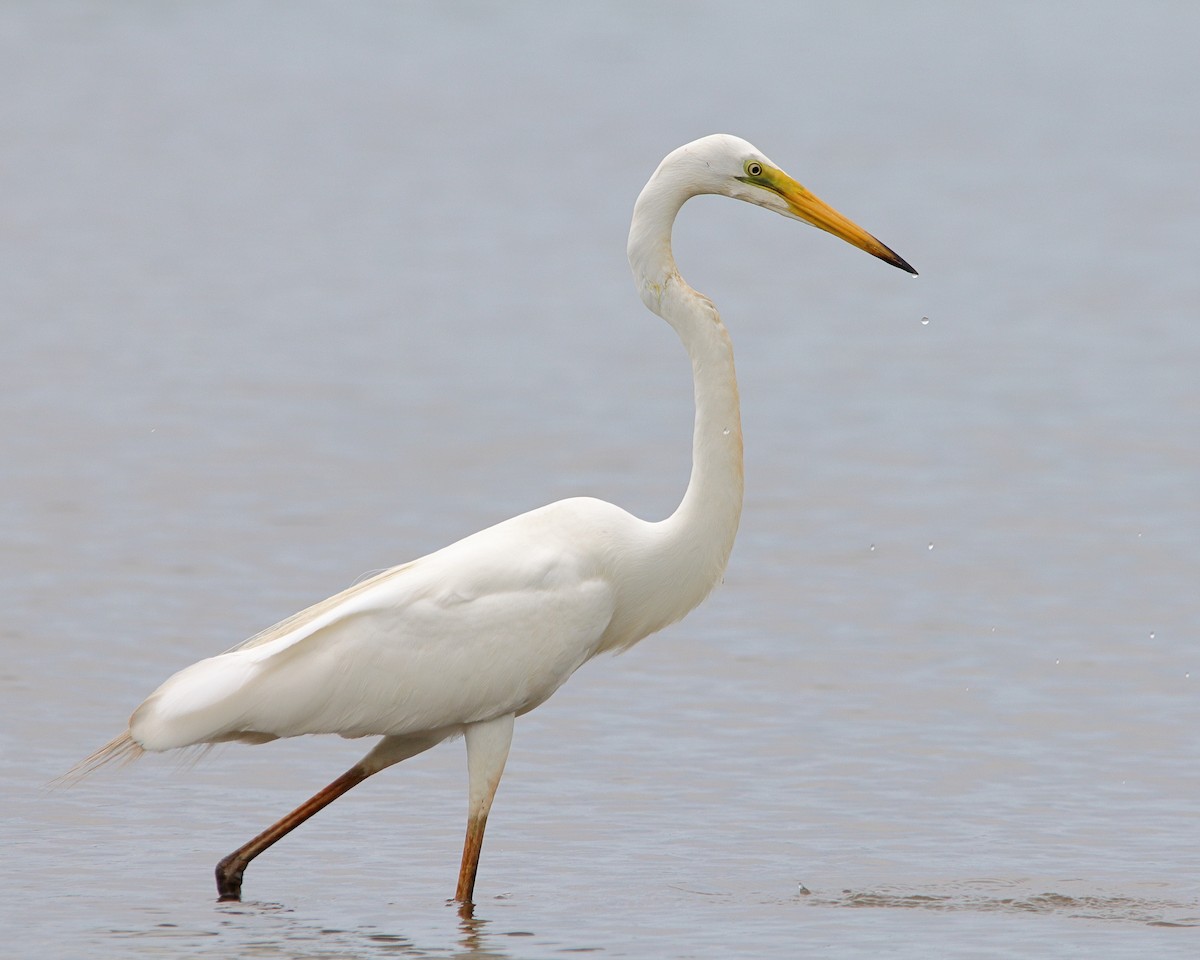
76, 134, 915, 905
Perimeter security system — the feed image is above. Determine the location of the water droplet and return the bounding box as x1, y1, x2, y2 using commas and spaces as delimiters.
1150, 631, 1156, 640
1186, 672, 1191, 679
920, 316, 930, 325
721, 428, 731, 435
1054, 659, 1060, 665
869, 544, 876, 552
927, 541, 934, 551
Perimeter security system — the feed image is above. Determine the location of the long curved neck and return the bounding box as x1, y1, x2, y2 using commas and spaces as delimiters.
626, 173, 745, 625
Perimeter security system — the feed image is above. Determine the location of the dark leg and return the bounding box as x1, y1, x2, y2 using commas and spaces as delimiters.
454, 812, 489, 903
215, 763, 372, 901
453, 714, 514, 904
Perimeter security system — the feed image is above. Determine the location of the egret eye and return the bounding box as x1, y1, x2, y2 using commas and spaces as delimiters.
745, 160, 763, 177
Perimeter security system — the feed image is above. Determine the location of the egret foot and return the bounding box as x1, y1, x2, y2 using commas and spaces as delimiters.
208, 762, 376, 902
215, 854, 247, 901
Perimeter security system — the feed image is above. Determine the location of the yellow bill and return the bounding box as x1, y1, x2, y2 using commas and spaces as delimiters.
743, 164, 917, 275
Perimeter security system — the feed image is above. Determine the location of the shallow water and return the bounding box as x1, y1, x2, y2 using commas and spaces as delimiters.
2, 2, 1198, 957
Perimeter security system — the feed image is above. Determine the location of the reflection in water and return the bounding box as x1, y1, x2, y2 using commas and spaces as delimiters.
105, 881, 1199, 960
110, 900, 529, 959
454, 910, 523, 960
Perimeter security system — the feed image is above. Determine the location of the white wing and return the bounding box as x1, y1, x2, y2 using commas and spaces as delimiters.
130, 498, 632, 751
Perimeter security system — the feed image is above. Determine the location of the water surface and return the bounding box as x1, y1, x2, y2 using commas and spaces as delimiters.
2, 2, 1197, 957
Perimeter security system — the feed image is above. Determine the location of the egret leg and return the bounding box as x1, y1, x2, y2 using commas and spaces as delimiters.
454, 714, 515, 904
216, 763, 370, 900
215, 733, 442, 901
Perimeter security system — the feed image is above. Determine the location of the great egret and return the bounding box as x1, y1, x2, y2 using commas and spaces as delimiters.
76, 134, 915, 904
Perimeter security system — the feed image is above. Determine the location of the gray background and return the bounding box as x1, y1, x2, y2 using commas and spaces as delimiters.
2, 2, 1197, 957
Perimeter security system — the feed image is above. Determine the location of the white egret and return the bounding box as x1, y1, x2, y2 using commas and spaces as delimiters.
76, 134, 915, 904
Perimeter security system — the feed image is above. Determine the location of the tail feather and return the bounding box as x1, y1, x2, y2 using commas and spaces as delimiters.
55, 731, 144, 785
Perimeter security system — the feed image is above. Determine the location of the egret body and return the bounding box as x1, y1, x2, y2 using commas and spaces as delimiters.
78, 135, 915, 903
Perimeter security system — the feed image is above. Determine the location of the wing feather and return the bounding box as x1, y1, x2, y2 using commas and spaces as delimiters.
126, 503, 624, 751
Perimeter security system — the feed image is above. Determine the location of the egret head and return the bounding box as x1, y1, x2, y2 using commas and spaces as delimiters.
672, 134, 917, 275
